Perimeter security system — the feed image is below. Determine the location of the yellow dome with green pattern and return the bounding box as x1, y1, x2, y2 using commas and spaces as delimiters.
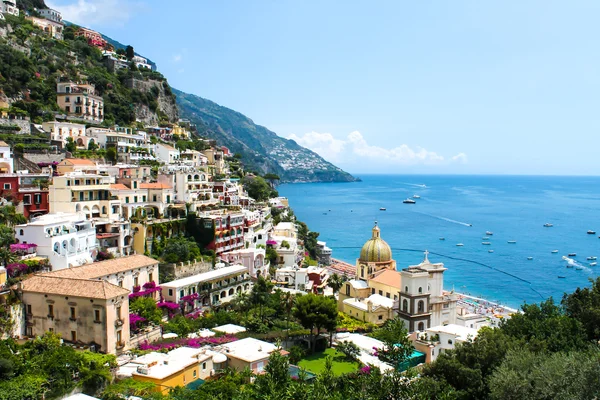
359, 223, 392, 263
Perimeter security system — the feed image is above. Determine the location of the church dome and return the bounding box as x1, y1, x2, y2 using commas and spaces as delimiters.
359, 223, 392, 263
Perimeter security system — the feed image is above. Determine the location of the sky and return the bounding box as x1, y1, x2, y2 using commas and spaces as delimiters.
46, 0, 600, 175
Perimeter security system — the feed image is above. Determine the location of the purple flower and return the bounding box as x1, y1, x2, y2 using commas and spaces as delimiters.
360, 365, 371, 374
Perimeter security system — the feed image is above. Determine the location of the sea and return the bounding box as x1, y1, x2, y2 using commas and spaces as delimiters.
278, 175, 600, 309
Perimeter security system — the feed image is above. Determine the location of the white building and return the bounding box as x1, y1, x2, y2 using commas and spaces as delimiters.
316, 241, 332, 265
398, 251, 459, 332
153, 143, 180, 164
161, 265, 252, 308
15, 213, 97, 270
1, 0, 19, 16
42, 121, 86, 147
132, 55, 152, 70
275, 266, 309, 291
220, 248, 269, 278
38, 8, 62, 23
415, 324, 479, 362
0, 140, 13, 173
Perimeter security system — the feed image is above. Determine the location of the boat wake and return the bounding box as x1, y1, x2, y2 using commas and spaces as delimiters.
562, 256, 591, 272
415, 212, 472, 227
401, 182, 427, 189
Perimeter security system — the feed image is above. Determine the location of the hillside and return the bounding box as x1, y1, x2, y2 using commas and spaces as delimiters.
175, 89, 357, 183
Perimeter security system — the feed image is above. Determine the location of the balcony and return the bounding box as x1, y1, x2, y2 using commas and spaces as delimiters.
116, 341, 125, 350
114, 319, 124, 327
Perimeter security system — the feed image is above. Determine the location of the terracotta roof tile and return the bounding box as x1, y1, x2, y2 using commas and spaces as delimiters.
110, 184, 130, 190
0, 141, 9, 147
21, 275, 129, 299
44, 254, 158, 280
370, 269, 402, 288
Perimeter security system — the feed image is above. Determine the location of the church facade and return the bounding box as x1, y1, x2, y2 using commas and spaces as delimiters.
338, 223, 458, 331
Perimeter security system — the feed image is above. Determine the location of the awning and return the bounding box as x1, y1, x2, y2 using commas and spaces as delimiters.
96, 233, 120, 239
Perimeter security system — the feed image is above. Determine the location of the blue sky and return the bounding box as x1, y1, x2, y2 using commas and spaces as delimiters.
48, 0, 600, 175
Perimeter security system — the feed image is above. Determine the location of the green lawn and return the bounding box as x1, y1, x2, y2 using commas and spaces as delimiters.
298, 348, 360, 376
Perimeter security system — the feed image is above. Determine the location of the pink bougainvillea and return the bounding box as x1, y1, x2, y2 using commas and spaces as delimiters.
181, 293, 199, 305
138, 335, 238, 351
129, 313, 146, 330
157, 301, 180, 310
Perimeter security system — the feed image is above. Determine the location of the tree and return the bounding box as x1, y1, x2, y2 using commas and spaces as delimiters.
65, 137, 76, 153
162, 236, 201, 263
105, 147, 117, 164
293, 294, 338, 353
562, 277, 600, 341
263, 173, 280, 188
336, 341, 360, 362
125, 45, 135, 60
129, 297, 162, 325
87, 140, 98, 151
371, 317, 414, 367
242, 175, 277, 201
249, 277, 273, 322
327, 273, 344, 294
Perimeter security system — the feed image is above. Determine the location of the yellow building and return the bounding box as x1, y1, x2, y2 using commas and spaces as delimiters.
172, 124, 190, 139
338, 223, 401, 325
56, 82, 104, 124
126, 347, 217, 393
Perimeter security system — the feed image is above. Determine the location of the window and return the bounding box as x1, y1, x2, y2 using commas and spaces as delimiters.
371, 288, 375, 295
118, 280, 123, 287
448, 339, 453, 345
378, 315, 383, 320
134, 196, 138, 203
180, 290, 185, 298
48, 327, 54, 333
19, 229, 24, 236
345, 285, 350, 296
26, 304, 32, 314
402, 299, 408, 312
116, 306, 121, 319
443, 303, 449, 309
117, 330, 122, 345
125, 197, 129, 204
153, 195, 157, 202
142, 196, 146, 202
133, 181, 137, 189
70, 307, 76, 320
23, 195, 31, 205
418, 287, 423, 294
418, 322, 425, 331
94, 309, 101, 322
361, 267, 364, 278
134, 277, 139, 287
378, 290, 383, 296
405, 286, 408, 293
66, 106, 70, 113
34, 194, 41, 204
193, 370, 197, 378
65, 96, 70, 102
168, 289, 173, 296
202, 362, 207, 370
149, 273, 153, 282
418, 301, 424, 313
394, 295, 398, 301
386, 292, 390, 298
220, 291, 226, 298
3, 183, 10, 189
71, 331, 77, 342
48, 304, 54, 317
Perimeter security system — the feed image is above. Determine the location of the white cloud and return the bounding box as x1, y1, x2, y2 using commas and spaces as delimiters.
451, 153, 468, 164
287, 130, 466, 167
47, 0, 143, 27
173, 54, 183, 63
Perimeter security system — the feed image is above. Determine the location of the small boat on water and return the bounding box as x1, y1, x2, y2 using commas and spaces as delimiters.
403, 199, 416, 204
507, 240, 517, 244
543, 223, 553, 227
379, 208, 387, 211
439, 237, 445, 241
482, 242, 491, 245
486, 231, 494, 236
413, 194, 421, 199
558, 276, 566, 279
588, 230, 596, 235
456, 243, 464, 247
488, 250, 494, 253
587, 256, 597, 261
566, 264, 574, 268
568, 253, 577, 257
551, 250, 559, 254
591, 262, 598, 267
527, 257, 533, 260
576, 266, 584, 270
482, 237, 490, 240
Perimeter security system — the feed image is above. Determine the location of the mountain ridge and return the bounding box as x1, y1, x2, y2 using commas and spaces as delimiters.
174, 88, 358, 183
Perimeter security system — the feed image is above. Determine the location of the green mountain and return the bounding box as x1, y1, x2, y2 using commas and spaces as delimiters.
174, 89, 357, 183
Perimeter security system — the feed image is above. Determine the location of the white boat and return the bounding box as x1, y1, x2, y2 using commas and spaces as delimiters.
488, 250, 494, 253
587, 256, 597, 261
482, 242, 491, 245
551, 250, 559, 254
413, 194, 421, 199
527, 257, 533, 260
379, 208, 387, 211
543, 223, 553, 227
403, 199, 416, 204
486, 231, 494, 236
588, 230, 596, 235
591, 262, 598, 267
507, 240, 517, 244
456, 243, 464, 247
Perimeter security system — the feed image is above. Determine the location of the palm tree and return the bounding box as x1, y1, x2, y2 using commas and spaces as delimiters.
328, 273, 344, 294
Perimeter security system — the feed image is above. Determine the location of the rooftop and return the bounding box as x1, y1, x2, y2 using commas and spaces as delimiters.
212, 324, 247, 335
370, 269, 401, 288
21, 275, 129, 299
139, 182, 172, 189
219, 338, 277, 363
427, 324, 479, 341
347, 279, 369, 290
61, 158, 97, 166
161, 265, 248, 288
43, 254, 158, 280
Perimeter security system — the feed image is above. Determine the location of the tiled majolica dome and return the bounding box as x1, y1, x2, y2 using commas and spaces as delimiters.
359, 222, 392, 263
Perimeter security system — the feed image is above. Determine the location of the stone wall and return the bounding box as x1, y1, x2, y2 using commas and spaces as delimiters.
161, 260, 213, 281
130, 325, 162, 349
23, 153, 65, 164
0, 117, 30, 134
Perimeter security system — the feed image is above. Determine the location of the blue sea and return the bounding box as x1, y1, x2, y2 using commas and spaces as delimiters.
278, 175, 600, 309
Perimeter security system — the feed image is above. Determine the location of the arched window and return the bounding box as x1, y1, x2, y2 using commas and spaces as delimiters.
19, 229, 23, 235
427, 284, 431, 292
228, 288, 234, 296
220, 291, 226, 298
102, 206, 107, 215
418, 322, 425, 331
418, 300, 424, 313
361, 266, 364, 278
345, 284, 350, 296
418, 287, 423, 294
402, 299, 408, 312
448, 339, 453, 345
405, 286, 408, 293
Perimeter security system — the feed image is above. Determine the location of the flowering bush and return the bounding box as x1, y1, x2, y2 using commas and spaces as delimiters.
157, 301, 180, 311
96, 251, 114, 261
359, 365, 372, 374
133, 286, 141, 293
138, 335, 238, 351
129, 285, 161, 299
6, 263, 28, 277
129, 313, 146, 330
181, 293, 199, 305
186, 310, 203, 319
143, 281, 157, 289
10, 243, 37, 253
